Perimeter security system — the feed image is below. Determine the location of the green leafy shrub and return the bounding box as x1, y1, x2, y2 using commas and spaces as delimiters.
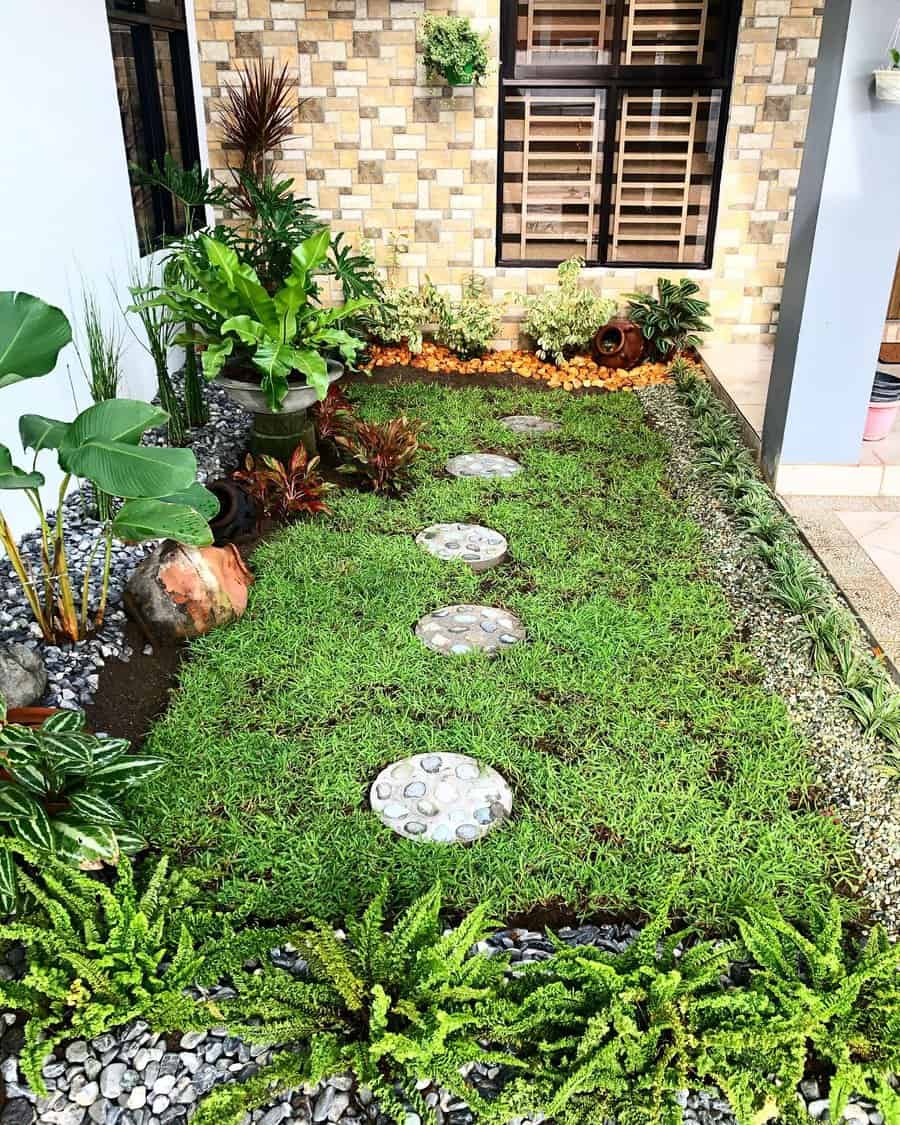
521, 258, 617, 365
419, 14, 490, 86
197, 885, 514, 1125
366, 286, 431, 354
0, 844, 211, 1094
626, 278, 711, 360
426, 275, 503, 359
0, 710, 165, 912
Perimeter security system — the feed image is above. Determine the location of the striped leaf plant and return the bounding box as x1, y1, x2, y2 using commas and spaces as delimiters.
0, 708, 165, 914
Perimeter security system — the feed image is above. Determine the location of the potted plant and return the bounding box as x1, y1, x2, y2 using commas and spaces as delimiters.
420, 13, 490, 87
0, 291, 216, 645
875, 23, 900, 102
137, 229, 371, 459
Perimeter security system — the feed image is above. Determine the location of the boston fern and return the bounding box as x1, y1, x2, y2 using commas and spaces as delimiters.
195, 884, 518, 1125
0, 710, 165, 912
0, 845, 209, 1095
626, 278, 711, 360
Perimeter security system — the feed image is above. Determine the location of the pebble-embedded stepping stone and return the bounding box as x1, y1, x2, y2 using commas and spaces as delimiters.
370, 752, 513, 844
500, 415, 561, 434
445, 453, 522, 480
415, 523, 508, 573
415, 604, 525, 656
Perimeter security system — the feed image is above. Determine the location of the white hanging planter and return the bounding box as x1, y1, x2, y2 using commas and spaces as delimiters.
874, 20, 900, 101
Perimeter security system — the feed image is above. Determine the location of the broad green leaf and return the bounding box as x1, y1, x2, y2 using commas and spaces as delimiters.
158, 482, 220, 520
0, 291, 72, 388
114, 826, 147, 856
19, 415, 70, 455
3, 749, 48, 796
287, 348, 330, 399
67, 792, 126, 826
112, 498, 213, 546
0, 783, 44, 821
220, 315, 267, 346
65, 441, 197, 500
60, 399, 168, 459
201, 337, 233, 381
89, 738, 131, 768
201, 235, 241, 286
290, 229, 332, 284
52, 815, 119, 864
89, 755, 167, 793
40, 709, 87, 734
41, 733, 97, 772
11, 805, 54, 851
0, 848, 16, 914
232, 270, 280, 337
0, 445, 44, 491
252, 343, 293, 411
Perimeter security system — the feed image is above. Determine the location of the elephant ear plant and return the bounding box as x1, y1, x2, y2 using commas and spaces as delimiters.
137, 228, 371, 412
0, 290, 217, 644
0, 709, 165, 914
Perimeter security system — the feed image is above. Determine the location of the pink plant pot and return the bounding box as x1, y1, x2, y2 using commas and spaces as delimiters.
863, 401, 900, 442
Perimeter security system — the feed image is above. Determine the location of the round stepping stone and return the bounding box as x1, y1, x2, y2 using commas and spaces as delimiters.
446, 453, 522, 480
500, 415, 560, 434
416, 523, 508, 573
370, 752, 513, 844
415, 604, 525, 656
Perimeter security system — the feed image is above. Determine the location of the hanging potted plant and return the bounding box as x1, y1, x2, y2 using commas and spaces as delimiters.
420, 13, 490, 87
874, 22, 900, 102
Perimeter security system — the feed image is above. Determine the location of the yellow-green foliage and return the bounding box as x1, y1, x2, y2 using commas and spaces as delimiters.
521, 258, 617, 364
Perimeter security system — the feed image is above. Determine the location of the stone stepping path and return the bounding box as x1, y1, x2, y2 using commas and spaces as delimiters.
370, 752, 513, 843
501, 414, 561, 434
446, 453, 522, 479
416, 522, 508, 572
416, 604, 525, 656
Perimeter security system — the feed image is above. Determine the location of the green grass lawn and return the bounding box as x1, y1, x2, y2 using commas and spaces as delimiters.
133, 381, 854, 926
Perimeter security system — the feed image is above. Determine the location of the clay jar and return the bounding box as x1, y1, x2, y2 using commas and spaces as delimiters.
125, 540, 254, 644
592, 319, 645, 370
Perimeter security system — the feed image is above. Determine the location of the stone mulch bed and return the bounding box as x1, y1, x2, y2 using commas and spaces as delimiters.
367, 342, 671, 392
637, 383, 900, 934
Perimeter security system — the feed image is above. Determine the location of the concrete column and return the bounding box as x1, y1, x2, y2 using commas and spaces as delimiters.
763, 0, 900, 483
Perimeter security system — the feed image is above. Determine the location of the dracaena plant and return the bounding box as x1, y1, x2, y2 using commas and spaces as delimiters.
335, 415, 426, 496
0, 291, 216, 644
138, 229, 371, 412
0, 709, 166, 913
234, 445, 332, 523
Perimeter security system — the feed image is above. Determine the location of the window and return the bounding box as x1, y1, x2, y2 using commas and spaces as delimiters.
498, 0, 740, 268
107, 0, 201, 252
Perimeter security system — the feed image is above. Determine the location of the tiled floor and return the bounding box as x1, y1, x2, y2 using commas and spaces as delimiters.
700, 339, 773, 440
782, 496, 900, 670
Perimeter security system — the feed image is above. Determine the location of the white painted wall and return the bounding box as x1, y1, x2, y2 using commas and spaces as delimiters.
0, 0, 209, 537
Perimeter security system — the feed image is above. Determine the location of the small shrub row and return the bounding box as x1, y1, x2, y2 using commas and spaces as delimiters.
3, 845, 898, 1125
368, 267, 712, 369
669, 357, 900, 770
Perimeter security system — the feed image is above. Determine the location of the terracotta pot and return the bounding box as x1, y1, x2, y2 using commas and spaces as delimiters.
4, 706, 58, 729
592, 319, 645, 370
125, 540, 254, 645
207, 479, 259, 545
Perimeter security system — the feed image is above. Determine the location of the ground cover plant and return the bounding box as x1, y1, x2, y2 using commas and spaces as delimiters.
132, 381, 854, 927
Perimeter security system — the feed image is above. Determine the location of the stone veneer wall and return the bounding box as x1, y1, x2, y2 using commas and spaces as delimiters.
194, 0, 824, 346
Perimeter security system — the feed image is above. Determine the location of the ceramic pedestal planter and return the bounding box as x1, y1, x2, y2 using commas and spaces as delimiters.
216, 359, 344, 460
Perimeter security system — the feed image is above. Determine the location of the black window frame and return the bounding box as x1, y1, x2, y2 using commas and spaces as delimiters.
106, 0, 202, 253
496, 0, 743, 270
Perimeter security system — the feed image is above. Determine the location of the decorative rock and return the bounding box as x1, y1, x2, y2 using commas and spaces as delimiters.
445, 454, 522, 480
416, 605, 525, 657
0, 642, 47, 708
100, 1063, 127, 1100
370, 752, 513, 844
73, 1081, 99, 1107
416, 523, 508, 573
124, 540, 253, 645
500, 415, 560, 435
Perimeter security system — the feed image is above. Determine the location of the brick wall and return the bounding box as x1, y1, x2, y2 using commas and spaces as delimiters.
194, 0, 825, 346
